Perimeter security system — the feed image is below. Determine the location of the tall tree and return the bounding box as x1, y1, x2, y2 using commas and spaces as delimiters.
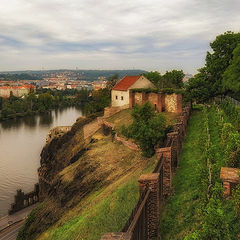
187, 31, 240, 102
162, 70, 184, 88
143, 71, 162, 87
222, 44, 240, 95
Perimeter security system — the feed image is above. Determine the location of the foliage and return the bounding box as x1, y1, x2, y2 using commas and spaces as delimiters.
143, 71, 162, 87
220, 99, 240, 128
223, 44, 240, 95
221, 123, 236, 145
201, 198, 231, 240
83, 88, 111, 116
131, 88, 184, 94
17, 203, 45, 240
162, 70, 184, 88
0, 73, 41, 80
122, 102, 166, 157
0, 89, 86, 121
161, 106, 240, 239
143, 70, 185, 89
185, 70, 212, 103
233, 183, 240, 216
186, 31, 240, 102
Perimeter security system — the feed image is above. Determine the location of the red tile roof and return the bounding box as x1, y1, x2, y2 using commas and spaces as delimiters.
0, 85, 35, 89
112, 76, 141, 91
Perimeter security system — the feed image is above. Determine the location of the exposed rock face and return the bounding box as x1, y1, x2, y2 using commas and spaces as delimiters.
38, 115, 98, 201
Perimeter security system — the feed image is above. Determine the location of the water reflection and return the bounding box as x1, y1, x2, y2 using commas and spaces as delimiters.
0, 107, 82, 217
39, 112, 53, 126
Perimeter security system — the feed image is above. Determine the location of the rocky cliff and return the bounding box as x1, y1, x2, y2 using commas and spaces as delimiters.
17, 110, 157, 240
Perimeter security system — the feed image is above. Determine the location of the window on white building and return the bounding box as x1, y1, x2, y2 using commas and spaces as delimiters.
116, 95, 118, 100
121, 96, 123, 100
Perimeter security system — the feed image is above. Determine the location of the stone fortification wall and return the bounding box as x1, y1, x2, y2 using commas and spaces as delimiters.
164, 93, 182, 113
129, 91, 182, 113
8, 184, 39, 215
114, 133, 140, 151
46, 126, 72, 144
104, 104, 129, 118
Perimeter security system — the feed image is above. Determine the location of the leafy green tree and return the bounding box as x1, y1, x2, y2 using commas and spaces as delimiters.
187, 31, 240, 101
222, 44, 240, 94
162, 70, 184, 88
122, 102, 166, 157
143, 71, 162, 87
26, 92, 37, 111
185, 69, 212, 103
38, 92, 54, 110
84, 88, 111, 115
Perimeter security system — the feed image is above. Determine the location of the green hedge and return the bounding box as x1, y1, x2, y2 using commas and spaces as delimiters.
131, 88, 184, 94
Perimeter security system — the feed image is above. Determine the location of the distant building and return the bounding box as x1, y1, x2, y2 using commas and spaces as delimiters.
111, 75, 155, 107
92, 81, 107, 91
0, 85, 36, 98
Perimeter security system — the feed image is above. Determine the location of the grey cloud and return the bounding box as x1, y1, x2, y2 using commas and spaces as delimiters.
0, 0, 240, 72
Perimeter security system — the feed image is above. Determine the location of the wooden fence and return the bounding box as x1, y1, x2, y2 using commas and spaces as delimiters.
101, 103, 192, 240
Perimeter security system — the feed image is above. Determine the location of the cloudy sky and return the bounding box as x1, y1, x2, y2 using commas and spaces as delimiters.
0, 0, 240, 73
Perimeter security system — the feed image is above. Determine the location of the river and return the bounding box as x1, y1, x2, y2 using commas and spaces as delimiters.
0, 107, 83, 217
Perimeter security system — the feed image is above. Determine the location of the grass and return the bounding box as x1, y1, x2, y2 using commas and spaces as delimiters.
34, 131, 158, 240
160, 106, 240, 239
106, 108, 179, 136
37, 179, 140, 240
160, 110, 206, 239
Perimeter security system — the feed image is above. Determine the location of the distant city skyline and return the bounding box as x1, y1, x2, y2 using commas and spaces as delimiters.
0, 0, 240, 74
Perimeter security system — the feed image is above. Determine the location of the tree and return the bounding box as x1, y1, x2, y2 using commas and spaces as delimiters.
185, 69, 212, 103
106, 74, 119, 90
162, 70, 184, 88
187, 31, 240, 101
143, 71, 162, 87
206, 31, 240, 92
222, 44, 240, 94
122, 102, 166, 157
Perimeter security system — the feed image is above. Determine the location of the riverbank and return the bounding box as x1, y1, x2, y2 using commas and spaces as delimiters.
0, 107, 83, 218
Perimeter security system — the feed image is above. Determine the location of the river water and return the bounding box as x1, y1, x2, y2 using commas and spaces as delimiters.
0, 107, 83, 217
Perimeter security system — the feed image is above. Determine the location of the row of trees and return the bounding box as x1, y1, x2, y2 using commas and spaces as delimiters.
0, 89, 90, 120
143, 70, 185, 89
186, 31, 240, 102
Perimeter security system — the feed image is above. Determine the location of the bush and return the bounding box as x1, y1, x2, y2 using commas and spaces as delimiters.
201, 198, 231, 240
121, 102, 166, 157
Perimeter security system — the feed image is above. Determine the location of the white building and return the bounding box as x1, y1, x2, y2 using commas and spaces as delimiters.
111, 75, 155, 107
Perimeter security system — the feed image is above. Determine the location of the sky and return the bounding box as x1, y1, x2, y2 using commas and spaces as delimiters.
0, 0, 240, 74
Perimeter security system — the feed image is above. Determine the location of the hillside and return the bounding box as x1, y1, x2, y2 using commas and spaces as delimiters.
17, 110, 164, 240
160, 105, 240, 239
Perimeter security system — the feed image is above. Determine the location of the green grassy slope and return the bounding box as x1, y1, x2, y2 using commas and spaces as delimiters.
160, 107, 240, 239
160, 110, 206, 239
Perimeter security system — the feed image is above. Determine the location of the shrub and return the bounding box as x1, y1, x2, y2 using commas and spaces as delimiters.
121, 102, 166, 157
